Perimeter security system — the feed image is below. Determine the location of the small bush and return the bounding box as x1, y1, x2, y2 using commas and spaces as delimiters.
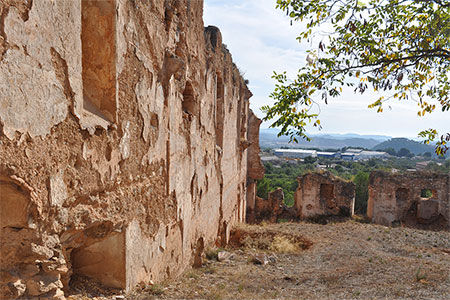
205, 248, 220, 261
415, 267, 427, 282
148, 284, 164, 295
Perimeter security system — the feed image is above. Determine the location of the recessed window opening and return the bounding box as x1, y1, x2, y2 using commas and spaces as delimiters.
396, 188, 409, 204
420, 188, 434, 199
182, 81, 198, 118
82, 0, 117, 122
67, 231, 125, 290
320, 183, 334, 208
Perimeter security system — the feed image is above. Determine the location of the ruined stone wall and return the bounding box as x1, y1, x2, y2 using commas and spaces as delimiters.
368, 171, 450, 229
0, 0, 256, 298
246, 110, 265, 223
249, 172, 354, 223
295, 172, 355, 219
250, 189, 284, 223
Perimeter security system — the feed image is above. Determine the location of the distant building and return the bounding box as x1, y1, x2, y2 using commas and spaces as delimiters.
260, 155, 280, 162
346, 148, 363, 153
341, 152, 356, 161
356, 151, 389, 160
274, 149, 317, 158
341, 150, 388, 161
416, 161, 431, 170
317, 151, 337, 158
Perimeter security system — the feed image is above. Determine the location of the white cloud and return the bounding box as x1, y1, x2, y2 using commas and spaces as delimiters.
203, 0, 449, 137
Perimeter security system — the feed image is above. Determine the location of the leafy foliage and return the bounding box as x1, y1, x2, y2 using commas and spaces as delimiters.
257, 161, 316, 206
354, 171, 369, 214
420, 188, 433, 198
262, 0, 450, 154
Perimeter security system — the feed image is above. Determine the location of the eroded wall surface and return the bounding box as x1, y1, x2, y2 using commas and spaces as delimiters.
0, 0, 257, 298
295, 172, 355, 219
246, 110, 265, 223
368, 171, 450, 229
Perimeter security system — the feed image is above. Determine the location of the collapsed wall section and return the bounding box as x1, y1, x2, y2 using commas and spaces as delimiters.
248, 172, 354, 223
295, 172, 355, 219
0, 0, 255, 298
368, 171, 449, 229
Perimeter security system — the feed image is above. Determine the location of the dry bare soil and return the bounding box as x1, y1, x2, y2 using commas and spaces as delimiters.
71, 220, 450, 300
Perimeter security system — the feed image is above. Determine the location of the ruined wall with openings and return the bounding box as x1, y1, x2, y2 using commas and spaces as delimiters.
368, 171, 450, 230
295, 172, 355, 219
0, 0, 257, 299
249, 172, 354, 223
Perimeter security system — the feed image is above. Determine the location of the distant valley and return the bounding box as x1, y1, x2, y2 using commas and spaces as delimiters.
259, 128, 442, 156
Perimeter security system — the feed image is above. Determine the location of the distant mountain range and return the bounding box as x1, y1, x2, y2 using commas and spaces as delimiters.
259, 128, 390, 150
259, 129, 444, 157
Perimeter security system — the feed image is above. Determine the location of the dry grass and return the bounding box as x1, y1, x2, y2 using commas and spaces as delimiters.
70, 221, 450, 300
269, 235, 302, 254
228, 223, 312, 253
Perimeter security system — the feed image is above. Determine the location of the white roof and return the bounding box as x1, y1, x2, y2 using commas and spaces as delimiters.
274, 149, 316, 154
341, 152, 356, 156
359, 151, 387, 156
317, 151, 335, 155
346, 148, 363, 153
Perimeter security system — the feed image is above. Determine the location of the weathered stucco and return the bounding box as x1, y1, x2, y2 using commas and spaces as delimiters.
368, 171, 450, 229
0, 0, 261, 299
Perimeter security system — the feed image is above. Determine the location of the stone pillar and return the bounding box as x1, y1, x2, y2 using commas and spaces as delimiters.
246, 180, 257, 223
246, 110, 264, 223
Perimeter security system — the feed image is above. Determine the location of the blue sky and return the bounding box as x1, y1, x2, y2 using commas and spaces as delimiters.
203, 0, 448, 138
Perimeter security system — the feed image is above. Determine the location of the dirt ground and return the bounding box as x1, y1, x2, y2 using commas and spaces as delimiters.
69, 219, 450, 300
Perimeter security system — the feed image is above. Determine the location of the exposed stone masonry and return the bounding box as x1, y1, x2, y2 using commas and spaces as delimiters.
368, 171, 450, 229
0, 0, 261, 299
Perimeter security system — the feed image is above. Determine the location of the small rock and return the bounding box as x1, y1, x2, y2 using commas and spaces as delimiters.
268, 255, 277, 264
217, 251, 234, 262
12, 279, 26, 297
114, 296, 125, 299
251, 253, 268, 265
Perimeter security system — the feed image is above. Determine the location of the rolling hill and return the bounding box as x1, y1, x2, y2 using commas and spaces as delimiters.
372, 138, 436, 155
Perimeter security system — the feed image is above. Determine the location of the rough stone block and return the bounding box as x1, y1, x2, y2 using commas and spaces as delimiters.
417, 199, 440, 223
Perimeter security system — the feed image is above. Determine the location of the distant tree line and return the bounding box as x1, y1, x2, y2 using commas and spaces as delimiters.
257, 157, 450, 215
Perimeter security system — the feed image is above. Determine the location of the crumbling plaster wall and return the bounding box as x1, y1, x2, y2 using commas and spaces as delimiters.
0, 0, 256, 299
295, 172, 355, 219
367, 171, 450, 229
